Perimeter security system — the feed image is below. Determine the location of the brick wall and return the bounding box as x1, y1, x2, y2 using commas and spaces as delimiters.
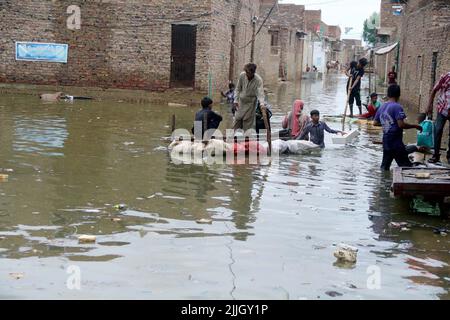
380, 0, 402, 37
0, 0, 264, 93
209, 0, 260, 92
304, 10, 321, 34
327, 26, 341, 40
255, 2, 304, 84
399, 0, 450, 112
341, 39, 362, 65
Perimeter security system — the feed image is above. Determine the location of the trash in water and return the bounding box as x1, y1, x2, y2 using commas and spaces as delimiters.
325, 291, 343, 297
114, 204, 127, 211
168, 102, 188, 107
196, 219, 213, 225
9, 272, 24, 280
111, 218, 122, 222
333, 244, 358, 263
411, 197, 440, 216
400, 227, 411, 232
0, 174, 9, 182
347, 283, 357, 289
433, 228, 449, 235
388, 222, 409, 229
78, 235, 97, 244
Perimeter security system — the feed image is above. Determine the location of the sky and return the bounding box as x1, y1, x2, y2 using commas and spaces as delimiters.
279, 0, 381, 42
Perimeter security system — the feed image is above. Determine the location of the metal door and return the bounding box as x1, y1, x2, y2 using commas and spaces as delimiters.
170, 25, 197, 88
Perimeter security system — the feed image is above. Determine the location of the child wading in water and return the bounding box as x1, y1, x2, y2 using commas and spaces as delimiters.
297, 110, 345, 148
373, 84, 423, 171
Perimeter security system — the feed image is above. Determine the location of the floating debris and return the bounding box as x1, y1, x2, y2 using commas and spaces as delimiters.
334, 244, 358, 263
388, 222, 409, 229
111, 218, 122, 222
0, 174, 9, 182
326, 291, 343, 297
114, 204, 127, 211
168, 102, 188, 107
78, 235, 97, 244
196, 219, 213, 225
9, 272, 24, 280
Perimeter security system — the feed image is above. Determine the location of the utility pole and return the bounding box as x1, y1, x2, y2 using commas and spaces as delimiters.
250, 16, 257, 63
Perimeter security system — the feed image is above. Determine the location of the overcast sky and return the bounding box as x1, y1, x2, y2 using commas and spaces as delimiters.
279, 0, 381, 41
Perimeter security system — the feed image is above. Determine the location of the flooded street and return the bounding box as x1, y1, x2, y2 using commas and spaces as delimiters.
0, 74, 449, 300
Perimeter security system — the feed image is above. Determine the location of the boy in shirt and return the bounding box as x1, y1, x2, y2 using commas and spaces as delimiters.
297, 110, 345, 148
374, 85, 423, 171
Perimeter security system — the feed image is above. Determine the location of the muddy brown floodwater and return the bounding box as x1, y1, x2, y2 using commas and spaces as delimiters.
0, 74, 449, 299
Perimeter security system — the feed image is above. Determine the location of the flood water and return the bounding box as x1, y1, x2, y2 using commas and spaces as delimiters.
0, 74, 449, 299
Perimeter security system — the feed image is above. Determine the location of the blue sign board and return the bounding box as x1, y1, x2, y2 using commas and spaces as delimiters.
15, 42, 69, 63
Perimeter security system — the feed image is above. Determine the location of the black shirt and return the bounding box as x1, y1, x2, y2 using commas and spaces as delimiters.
351, 67, 365, 91
192, 109, 223, 136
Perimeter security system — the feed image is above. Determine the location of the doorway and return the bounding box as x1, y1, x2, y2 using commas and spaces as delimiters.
170, 24, 197, 88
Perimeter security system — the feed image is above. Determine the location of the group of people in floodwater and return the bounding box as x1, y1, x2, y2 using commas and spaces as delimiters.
199, 63, 345, 150
193, 60, 450, 170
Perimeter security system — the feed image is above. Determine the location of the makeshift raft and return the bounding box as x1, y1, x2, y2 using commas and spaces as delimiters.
392, 167, 450, 200
323, 115, 382, 130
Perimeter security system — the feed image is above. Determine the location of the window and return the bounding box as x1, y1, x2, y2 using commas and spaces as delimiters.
270, 31, 280, 55
270, 31, 279, 47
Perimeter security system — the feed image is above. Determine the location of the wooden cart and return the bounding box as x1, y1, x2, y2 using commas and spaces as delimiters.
392, 167, 450, 202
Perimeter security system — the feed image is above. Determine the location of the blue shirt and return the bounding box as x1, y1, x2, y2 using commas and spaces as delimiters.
374, 101, 406, 151
297, 121, 338, 148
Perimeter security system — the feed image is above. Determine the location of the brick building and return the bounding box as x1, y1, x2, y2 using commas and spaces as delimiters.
398, 0, 450, 112
341, 39, 364, 67
255, 0, 306, 84
325, 25, 343, 63
0, 0, 260, 93
375, 0, 404, 83
301, 10, 342, 73
302, 10, 326, 73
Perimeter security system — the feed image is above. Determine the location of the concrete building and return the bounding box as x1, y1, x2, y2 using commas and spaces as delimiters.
0, 0, 261, 94
398, 0, 450, 112
255, 0, 306, 84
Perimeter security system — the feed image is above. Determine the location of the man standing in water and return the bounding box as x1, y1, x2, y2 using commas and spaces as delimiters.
233, 63, 266, 131
348, 58, 368, 117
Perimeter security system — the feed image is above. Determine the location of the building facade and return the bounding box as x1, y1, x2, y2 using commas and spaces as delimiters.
0, 0, 260, 93
375, 0, 404, 83
255, 1, 305, 84
399, 0, 450, 112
